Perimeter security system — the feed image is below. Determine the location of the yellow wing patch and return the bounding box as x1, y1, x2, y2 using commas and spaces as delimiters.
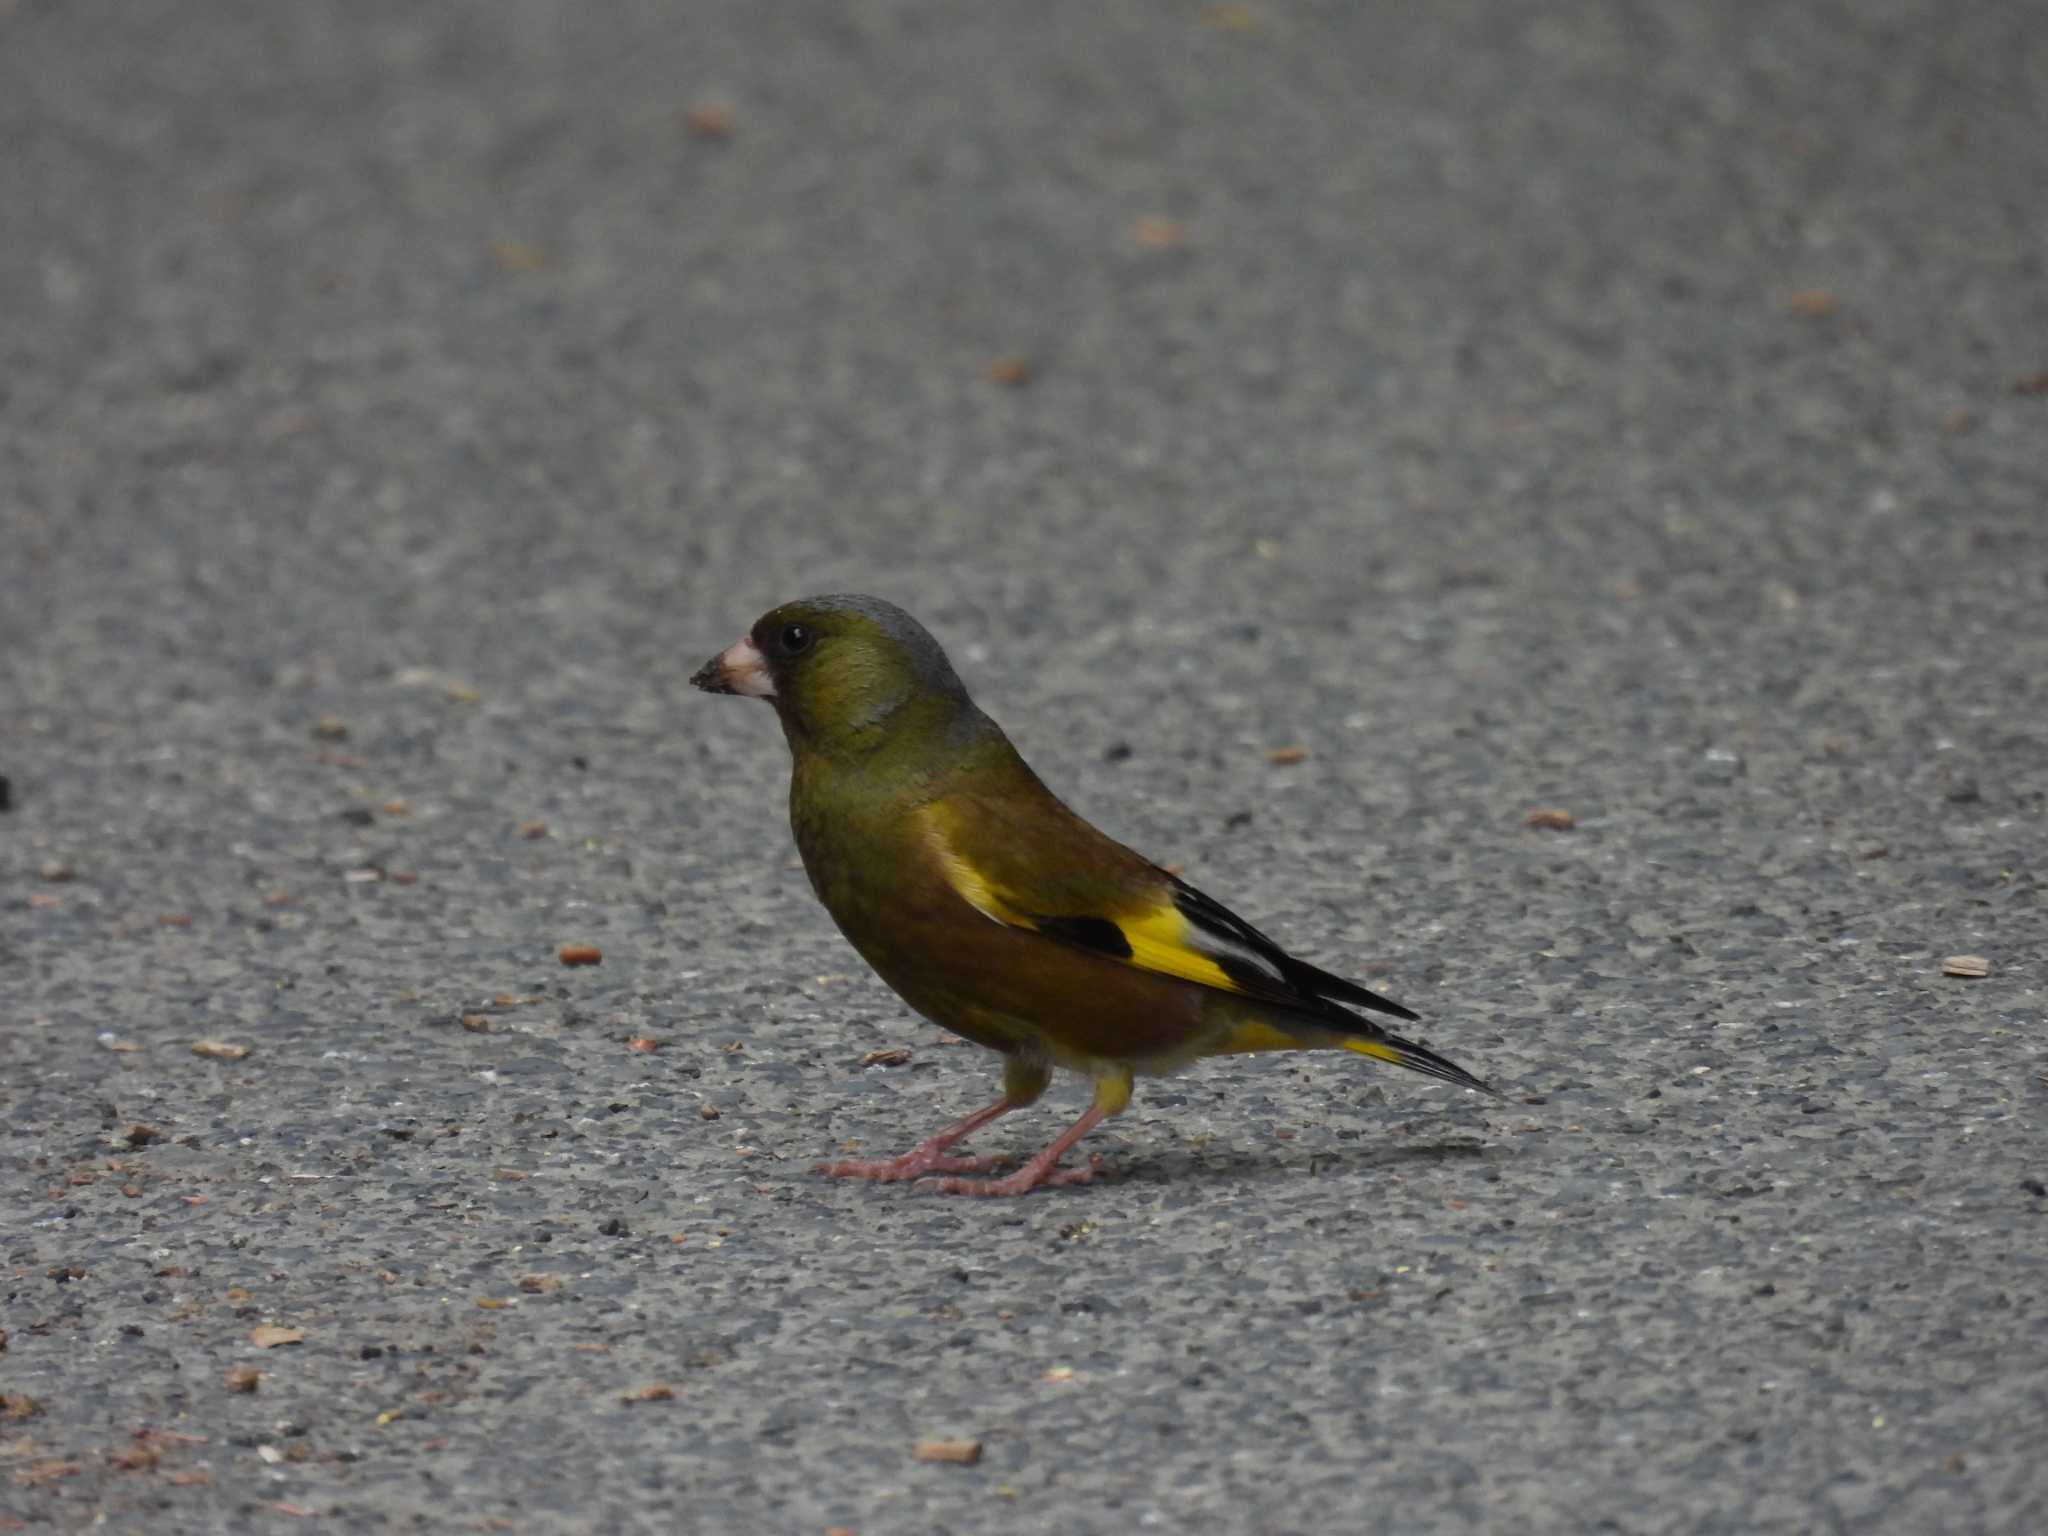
1115, 906, 1244, 995
920, 805, 1257, 999
923, 812, 1031, 928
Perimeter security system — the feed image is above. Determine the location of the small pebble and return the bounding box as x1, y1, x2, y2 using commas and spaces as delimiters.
1697, 748, 1745, 784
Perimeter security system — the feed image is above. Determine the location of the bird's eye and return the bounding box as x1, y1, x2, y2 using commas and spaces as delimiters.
779, 622, 813, 655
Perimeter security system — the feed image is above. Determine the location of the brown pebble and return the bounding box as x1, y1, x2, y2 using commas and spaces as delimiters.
1200, 3, 1260, 30
626, 1036, 660, 1052
519, 820, 550, 840
1525, 808, 1576, 831
224, 1366, 261, 1394
861, 1047, 913, 1068
247, 1325, 306, 1349
389, 870, 419, 885
1266, 745, 1308, 766
1783, 287, 1839, 317
191, 1040, 252, 1061
623, 1383, 677, 1403
311, 715, 349, 741
491, 240, 549, 273
38, 861, 74, 883
460, 1014, 492, 1033
123, 1124, 160, 1147
2011, 372, 2048, 396
684, 102, 733, 140
983, 355, 1032, 387
1941, 954, 1990, 978
699, 1105, 721, 1120
1128, 215, 1187, 250
914, 1438, 983, 1465
1940, 409, 1974, 435
558, 943, 603, 967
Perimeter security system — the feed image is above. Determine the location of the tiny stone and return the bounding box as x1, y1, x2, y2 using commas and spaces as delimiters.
684, 102, 733, 139
1941, 954, 1990, 978
1697, 748, 1745, 784
913, 1437, 984, 1464
39, 861, 74, 882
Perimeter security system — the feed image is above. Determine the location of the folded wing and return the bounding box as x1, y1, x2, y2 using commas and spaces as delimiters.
919, 796, 1417, 1028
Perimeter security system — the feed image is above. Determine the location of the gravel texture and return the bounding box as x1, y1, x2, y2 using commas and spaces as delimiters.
3, 2, 2046, 1532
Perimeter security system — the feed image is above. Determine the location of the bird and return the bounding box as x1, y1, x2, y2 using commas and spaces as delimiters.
691, 593, 1499, 1195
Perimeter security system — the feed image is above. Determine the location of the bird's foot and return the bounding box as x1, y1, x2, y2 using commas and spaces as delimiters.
814, 1150, 1012, 1183
914, 1155, 1105, 1197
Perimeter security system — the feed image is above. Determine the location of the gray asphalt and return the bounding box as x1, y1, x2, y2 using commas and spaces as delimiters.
4, 2, 2046, 1532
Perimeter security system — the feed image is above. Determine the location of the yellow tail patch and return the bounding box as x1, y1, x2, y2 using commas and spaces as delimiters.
1216, 1020, 1304, 1055
1342, 1038, 1407, 1067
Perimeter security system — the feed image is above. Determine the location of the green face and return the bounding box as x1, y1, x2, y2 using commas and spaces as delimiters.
692, 593, 972, 755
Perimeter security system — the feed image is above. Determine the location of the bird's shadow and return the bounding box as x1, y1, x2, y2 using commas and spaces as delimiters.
1104, 1136, 1493, 1188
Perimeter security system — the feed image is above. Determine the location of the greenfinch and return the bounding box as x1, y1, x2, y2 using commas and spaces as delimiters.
692, 594, 1498, 1196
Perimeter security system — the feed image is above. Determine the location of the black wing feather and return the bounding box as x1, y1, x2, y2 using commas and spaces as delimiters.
1168, 875, 1419, 1024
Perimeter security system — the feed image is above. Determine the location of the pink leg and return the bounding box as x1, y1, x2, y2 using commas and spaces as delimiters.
814, 1097, 1018, 1182
916, 1103, 1109, 1197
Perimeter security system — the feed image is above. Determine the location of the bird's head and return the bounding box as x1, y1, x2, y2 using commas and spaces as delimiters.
691, 594, 975, 756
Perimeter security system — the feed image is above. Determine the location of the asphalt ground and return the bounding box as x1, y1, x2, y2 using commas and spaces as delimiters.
3, 1, 2045, 1532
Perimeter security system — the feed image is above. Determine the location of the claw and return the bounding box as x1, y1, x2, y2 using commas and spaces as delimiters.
914, 1155, 1105, 1198
815, 1152, 1012, 1183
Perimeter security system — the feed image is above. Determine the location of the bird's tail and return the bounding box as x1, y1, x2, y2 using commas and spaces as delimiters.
1216, 1015, 1501, 1097
1343, 1030, 1501, 1097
